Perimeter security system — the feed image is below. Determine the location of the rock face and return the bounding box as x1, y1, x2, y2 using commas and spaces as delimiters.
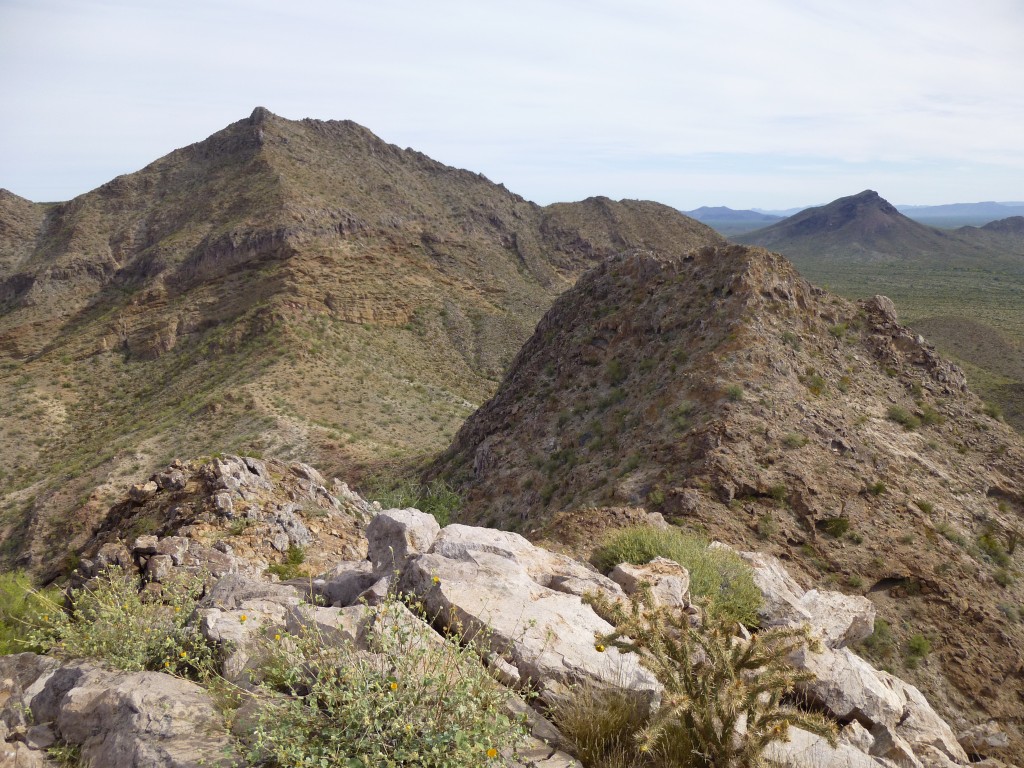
429, 244, 1024, 748
0, 655, 239, 767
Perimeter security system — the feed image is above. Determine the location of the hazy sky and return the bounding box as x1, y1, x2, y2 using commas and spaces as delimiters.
2, 0, 1022, 209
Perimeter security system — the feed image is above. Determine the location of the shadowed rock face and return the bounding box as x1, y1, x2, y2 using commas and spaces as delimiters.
430, 243, 1024, 751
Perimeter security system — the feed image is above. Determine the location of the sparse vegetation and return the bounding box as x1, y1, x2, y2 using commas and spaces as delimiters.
267, 545, 307, 580
366, 477, 462, 527
590, 526, 762, 626
857, 618, 895, 661
782, 432, 808, 449
906, 633, 932, 668
577, 590, 836, 767
724, 384, 744, 402
886, 405, 921, 430
249, 592, 529, 767
0, 571, 63, 654
820, 517, 850, 538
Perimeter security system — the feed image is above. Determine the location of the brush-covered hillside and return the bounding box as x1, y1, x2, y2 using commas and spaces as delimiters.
431, 243, 1024, 740
0, 108, 722, 571
738, 191, 1024, 432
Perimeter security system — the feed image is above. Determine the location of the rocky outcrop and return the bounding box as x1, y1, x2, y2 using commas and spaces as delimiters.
0, 482, 1005, 767
0, 654, 239, 767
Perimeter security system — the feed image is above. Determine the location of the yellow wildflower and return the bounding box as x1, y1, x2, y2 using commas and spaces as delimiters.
487, 748, 498, 759
595, 643, 606, 653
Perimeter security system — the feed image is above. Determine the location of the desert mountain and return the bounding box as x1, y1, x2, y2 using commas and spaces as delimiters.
737, 190, 964, 262
0, 108, 722, 571
736, 192, 1024, 433
431, 243, 1024, 742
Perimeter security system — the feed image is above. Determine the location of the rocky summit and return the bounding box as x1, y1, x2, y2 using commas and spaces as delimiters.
0, 464, 1009, 766
431, 243, 1024, 751
0, 107, 722, 572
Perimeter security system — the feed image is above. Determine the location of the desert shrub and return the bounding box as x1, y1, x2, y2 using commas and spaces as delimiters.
248, 594, 528, 767
724, 384, 744, 402
982, 402, 1003, 421
857, 618, 895, 661
977, 533, 1011, 567
755, 513, 778, 540
906, 633, 931, 667
936, 522, 967, 547
267, 545, 306, 580
820, 517, 850, 538
827, 323, 847, 339
781, 432, 808, 449
590, 526, 762, 626
919, 405, 944, 426
886, 406, 921, 430
768, 484, 788, 504
866, 481, 886, 496
579, 590, 836, 767
0, 571, 63, 654
915, 500, 935, 514
366, 477, 462, 527
29, 566, 215, 677
993, 568, 1014, 587
548, 683, 650, 768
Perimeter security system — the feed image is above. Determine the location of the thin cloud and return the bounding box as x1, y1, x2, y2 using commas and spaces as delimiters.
1, 0, 1021, 207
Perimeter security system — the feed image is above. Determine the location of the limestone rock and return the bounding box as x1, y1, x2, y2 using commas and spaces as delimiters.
789, 645, 905, 727
128, 481, 158, 503
312, 560, 377, 607
796, 589, 875, 649
763, 726, 880, 767
737, 550, 812, 627
35, 662, 240, 767
402, 546, 660, 702
609, 556, 690, 608
366, 508, 440, 572
958, 721, 1010, 757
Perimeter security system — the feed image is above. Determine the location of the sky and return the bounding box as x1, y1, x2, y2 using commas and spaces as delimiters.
1, 0, 1023, 210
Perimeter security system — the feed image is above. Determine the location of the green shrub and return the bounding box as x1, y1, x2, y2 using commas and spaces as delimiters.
581, 591, 836, 767
906, 633, 931, 666
781, 432, 808, 449
936, 522, 967, 547
866, 481, 886, 496
366, 477, 462, 527
267, 545, 306, 580
0, 571, 63, 654
920, 405, 944, 426
994, 568, 1014, 587
820, 517, 850, 538
886, 406, 921, 430
30, 566, 215, 677
915, 500, 935, 514
827, 323, 847, 339
591, 526, 762, 626
724, 384, 744, 402
249, 594, 528, 767
977, 533, 1011, 567
857, 618, 895, 661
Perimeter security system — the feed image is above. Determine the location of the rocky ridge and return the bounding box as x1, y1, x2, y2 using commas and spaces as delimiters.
2, 471, 1014, 767
431, 243, 1024, 751
0, 108, 722, 573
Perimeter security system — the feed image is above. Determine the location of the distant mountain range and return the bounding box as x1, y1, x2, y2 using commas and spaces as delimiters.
689, 200, 1024, 235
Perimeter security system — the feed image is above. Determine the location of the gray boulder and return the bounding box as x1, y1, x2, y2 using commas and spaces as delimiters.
366, 508, 440, 572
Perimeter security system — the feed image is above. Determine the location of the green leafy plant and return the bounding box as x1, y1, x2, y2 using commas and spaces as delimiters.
905, 633, 931, 668
0, 571, 63, 654
248, 593, 528, 767
580, 589, 836, 767
267, 545, 306, 580
590, 526, 762, 626
781, 432, 808, 449
29, 566, 215, 677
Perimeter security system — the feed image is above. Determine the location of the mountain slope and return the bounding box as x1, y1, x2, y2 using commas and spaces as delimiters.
430, 244, 1024, 742
0, 108, 723, 571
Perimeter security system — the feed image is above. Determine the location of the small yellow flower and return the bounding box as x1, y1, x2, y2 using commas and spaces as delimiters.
174, 606, 181, 612
487, 748, 498, 759
180, 651, 187, 658
274, 633, 281, 641
164, 661, 170, 668
432, 575, 440, 585
43, 615, 49, 622
595, 643, 606, 653
389, 681, 398, 691
239, 614, 247, 623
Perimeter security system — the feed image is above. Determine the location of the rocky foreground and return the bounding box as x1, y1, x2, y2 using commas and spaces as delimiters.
0, 455, 1016, 767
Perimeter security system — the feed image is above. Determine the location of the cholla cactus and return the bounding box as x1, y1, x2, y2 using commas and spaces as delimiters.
589, 588, 837, 767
